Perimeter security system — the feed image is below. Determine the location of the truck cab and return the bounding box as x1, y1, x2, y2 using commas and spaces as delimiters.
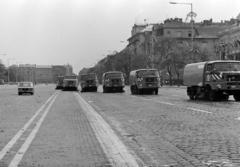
183, 60, 240, 101
80, 73, 98, 92
102, 71, 125, 93
55, 75, 64, 89
129, 69, 161, 95
62, 74, 79, 91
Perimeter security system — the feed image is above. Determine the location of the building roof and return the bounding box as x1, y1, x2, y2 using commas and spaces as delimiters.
36, 65, 52, 68
140, 25, 153, 32
196, 26, 227, 38
19, 64, 36, 68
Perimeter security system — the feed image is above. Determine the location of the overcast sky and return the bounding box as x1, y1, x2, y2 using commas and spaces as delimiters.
0, 0, 239, 74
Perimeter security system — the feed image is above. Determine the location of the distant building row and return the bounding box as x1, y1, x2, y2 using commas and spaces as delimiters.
120, 15, 240, 62
9, 64, 73, 83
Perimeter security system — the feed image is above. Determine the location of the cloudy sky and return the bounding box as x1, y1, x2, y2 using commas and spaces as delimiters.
0, 0, 239, 74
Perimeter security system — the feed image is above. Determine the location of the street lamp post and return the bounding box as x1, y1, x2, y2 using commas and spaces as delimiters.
170, 2, 194, 51
8, 58, 15, 84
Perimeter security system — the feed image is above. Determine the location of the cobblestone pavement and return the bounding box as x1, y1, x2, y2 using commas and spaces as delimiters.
1, 85, 240, 166
17, 90, 109, 167
79, 85, 240, 167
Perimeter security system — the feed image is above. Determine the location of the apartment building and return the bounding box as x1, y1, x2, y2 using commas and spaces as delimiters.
35, 65, 53, 83
18, 64, 36, 82
65, 64, 73, 75
217, 16, 240, 60
52, 65, 66, 82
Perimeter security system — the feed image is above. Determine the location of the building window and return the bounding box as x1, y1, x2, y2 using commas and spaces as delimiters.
177, 31, 182, 37
202, 41, 207, 47
188, 31, 192, 37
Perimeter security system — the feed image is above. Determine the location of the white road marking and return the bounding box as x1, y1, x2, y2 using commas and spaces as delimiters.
0, 91, 59, 161
187, 108, 212, 114
156, 101, 174, 105
74, 92, 141, 167
8, 91, 59, 167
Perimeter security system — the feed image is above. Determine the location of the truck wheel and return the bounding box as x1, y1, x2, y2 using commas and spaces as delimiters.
233, 94, 240, 101
154, 88, 158, 95
130, 86, 134, 94
104, 87, 108, 93
188, 88, 195, 100
208, 90, 217, 101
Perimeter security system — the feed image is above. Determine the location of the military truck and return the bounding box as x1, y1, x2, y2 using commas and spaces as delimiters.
55, 75, 64, 89
62, 74, 79, 91
129, 69, 161, 95
183, 60, 240, 101
80, 73, 98, 92
102, 71, 125, 93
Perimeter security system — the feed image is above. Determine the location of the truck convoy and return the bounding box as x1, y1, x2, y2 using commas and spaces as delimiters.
55, 75, 64, 89
102, 71, 125, 93
129, 69, 161, 95
183, 60, 240, 101
62, 74, 79, 91
80, 73, 99, 92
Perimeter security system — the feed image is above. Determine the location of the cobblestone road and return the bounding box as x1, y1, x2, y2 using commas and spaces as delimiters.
1, 85, 240, 167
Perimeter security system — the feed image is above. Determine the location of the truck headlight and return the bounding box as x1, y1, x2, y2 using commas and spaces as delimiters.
217, 84, 221, 89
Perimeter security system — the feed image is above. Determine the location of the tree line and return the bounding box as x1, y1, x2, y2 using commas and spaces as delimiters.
0, 60, 17, 83
80, 37, 215, 86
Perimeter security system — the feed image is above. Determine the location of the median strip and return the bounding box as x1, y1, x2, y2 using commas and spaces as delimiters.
74, 92, 141, 167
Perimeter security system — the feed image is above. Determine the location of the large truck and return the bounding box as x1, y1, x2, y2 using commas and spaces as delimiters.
129, 69, 161, 95
62, 74, 79, 91
102, 71, 125, 93
183, 60, 240, 101
80, 73, 99, 92
55, 75, 64, 89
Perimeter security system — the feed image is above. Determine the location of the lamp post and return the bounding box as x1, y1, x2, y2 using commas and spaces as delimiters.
170, 2, 194, 51
8, 58, 15, 84
15, 62, 22, 83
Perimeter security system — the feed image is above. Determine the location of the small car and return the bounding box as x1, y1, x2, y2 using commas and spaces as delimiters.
18, 82, 34, 95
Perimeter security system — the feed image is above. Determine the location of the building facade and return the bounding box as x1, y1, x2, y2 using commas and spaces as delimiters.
35, 65, 53, 83
65, 64, 73, 75
18, 64, 36, 82
217, 21, 240, 60
52, 65, 66, 82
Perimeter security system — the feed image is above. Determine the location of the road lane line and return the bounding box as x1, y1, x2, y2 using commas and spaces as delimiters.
156, 101, 174, 105
8, 91, 60, 167
187, 108, 212, 114
74, 92, 141, 167
0, 91, 59, 161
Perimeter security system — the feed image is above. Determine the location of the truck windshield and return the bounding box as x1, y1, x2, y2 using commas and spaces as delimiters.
105, 73, 123, 78
65, 76, 77, 79
137, 70, 159, 77
81, 75, 96, 80
213, 62, 240, 71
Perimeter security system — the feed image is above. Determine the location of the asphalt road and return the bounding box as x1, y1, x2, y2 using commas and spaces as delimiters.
0, 84, 240, 167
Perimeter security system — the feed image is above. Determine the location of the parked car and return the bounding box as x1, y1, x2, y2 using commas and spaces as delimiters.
129, 69, 161, 95
18, 82, 34, 95
80, 73, 99, 92
102, 71, 125, 93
